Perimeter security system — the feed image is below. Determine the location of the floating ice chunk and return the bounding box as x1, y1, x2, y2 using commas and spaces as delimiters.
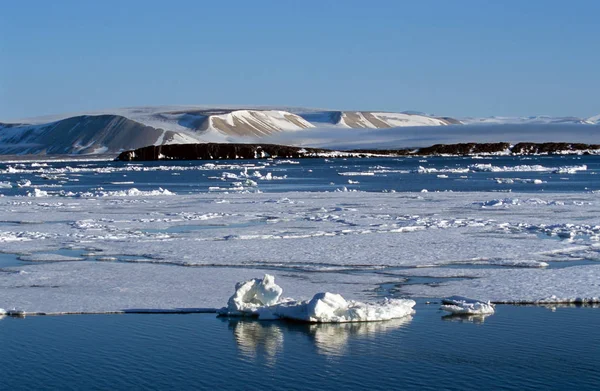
274, 293, 416, 323
17, 179, 32, 188
0, 181, 12, 188
27, 189, 49, 197
19, 253, 84, 262
220, 275, 415, 323
338, 172, 375, 176
224, 274, 284, 316
440, 296, 495, 315
479, 198, 520, 207
553, 165, 587, 174
0, 308, 5, 315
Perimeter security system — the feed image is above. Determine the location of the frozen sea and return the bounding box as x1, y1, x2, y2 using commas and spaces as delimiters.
0, 154, 599, 389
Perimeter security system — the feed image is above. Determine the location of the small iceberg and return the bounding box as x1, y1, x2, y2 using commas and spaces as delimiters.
0, 308, 6, 316
219, 274, 415, 323
440, 296, 495, 315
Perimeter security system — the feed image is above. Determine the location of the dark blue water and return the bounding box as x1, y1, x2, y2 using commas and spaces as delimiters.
1, 304, 598, 390
0, 155, 598, 196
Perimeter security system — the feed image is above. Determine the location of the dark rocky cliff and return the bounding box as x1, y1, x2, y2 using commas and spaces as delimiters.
116, 142, 600, 161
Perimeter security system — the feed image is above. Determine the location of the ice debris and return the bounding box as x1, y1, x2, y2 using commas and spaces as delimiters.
440, 296, 495, 315
219, 274, 416, 323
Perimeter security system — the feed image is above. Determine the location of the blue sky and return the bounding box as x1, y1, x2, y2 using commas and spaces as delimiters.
1, 0, 599, 120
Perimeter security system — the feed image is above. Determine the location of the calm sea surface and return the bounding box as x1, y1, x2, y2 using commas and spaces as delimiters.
0, 155, 598, 195
1, 303, 599, 390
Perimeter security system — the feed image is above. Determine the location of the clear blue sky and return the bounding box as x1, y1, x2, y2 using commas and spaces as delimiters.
1, 0, 599, 120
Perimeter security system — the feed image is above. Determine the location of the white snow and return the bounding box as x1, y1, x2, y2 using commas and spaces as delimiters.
0, 190, 598, 313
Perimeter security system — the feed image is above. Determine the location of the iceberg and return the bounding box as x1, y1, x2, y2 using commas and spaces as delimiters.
219, 274, 415, 323
440, 296, 495, 315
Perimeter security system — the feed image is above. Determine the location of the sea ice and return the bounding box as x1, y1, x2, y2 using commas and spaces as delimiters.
440, 296, 495, 315
225, 274, 285, 316
220, 274, 415, 323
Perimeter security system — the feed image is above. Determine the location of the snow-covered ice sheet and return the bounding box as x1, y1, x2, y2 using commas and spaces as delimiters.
0, 191, 598, 313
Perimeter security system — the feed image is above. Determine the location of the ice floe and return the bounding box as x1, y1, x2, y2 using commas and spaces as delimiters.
440, 296, 495, 315
0, 190, 598, 313
220, 274, 416, 323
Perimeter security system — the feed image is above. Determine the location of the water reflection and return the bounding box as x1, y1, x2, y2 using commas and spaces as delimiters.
227, 316, 413, 361
306, 316, 413, 357
228, 320, 283, 366
441, 313, 492, 324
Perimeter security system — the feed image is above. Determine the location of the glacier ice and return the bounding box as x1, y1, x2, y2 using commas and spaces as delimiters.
220, 274, 416, 323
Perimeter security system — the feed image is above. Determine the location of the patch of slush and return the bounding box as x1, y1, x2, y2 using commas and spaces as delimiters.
219, 274, 415, 323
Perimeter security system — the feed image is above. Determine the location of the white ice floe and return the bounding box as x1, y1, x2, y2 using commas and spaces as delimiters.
220, 274, 415, 323
18, 253, 84, 262
225, 274, 285, 316
440, 296, 495, 315
338, 171, 376, 176
470, 163, 587, 173
273, 293, 416, 323
17, 179, 32, 188
27, 189, 49, 197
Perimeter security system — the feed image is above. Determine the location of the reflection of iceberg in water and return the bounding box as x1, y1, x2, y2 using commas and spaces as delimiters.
228, 316, 413, 360
228, 320, 284, 366
308, 315, 413, 357
441, 313, 492, 324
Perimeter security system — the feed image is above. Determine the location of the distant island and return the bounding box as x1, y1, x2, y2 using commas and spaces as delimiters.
2, 106, 599, 156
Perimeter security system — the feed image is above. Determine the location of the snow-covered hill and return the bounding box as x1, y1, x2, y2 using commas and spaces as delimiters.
0, 106, 598, 155
295, 110, 458, 127
0, 108, 316, 154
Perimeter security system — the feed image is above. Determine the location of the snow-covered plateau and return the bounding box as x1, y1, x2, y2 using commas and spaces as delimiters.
1, 105, 598, 155
0, 189, 598, 316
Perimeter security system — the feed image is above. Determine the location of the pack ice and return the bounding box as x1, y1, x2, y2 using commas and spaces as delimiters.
219, 274, 416, 323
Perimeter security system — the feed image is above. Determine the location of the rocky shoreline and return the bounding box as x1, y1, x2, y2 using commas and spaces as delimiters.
116, 142, 600, 161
